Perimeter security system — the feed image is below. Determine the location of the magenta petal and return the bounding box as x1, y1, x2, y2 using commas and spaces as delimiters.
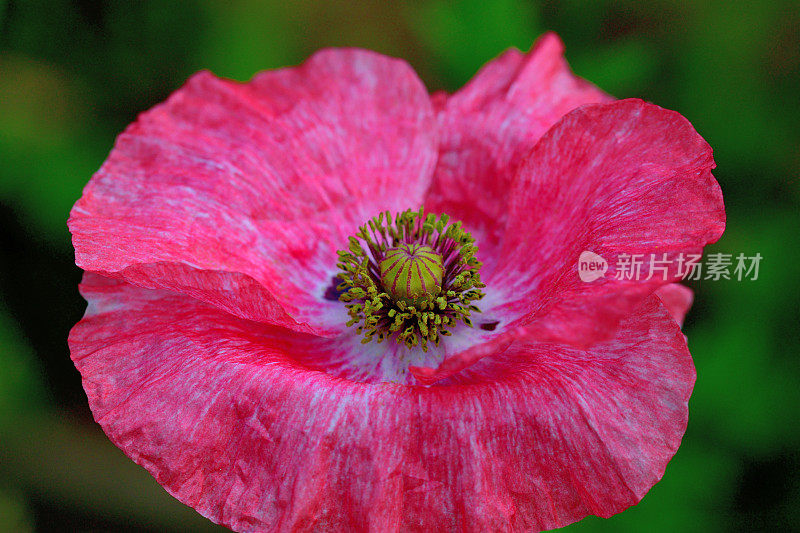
425, 33, 611, 264
70, 276, 693, 532
413, 99, 723, 384
409, 284, 693, 386
489, 98, 725, 346
437, 296, 696, 529
655, 283, 694, 327
69, 49, 437, 334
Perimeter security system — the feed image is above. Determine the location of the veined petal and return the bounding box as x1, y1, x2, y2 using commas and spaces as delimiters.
413, 99, 723, 384
655, 283, 694, 327
69, 49, 438, 335
71, 275, 693, 531
425, 33, 612, 269
489, 98, 724, 345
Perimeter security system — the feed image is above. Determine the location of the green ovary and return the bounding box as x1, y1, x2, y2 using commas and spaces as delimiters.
379, 244, 443, 306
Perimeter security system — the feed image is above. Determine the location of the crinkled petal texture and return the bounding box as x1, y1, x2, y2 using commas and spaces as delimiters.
69, 40, 723, 533
490, 99, 724, 342
413, 98, 724, 384
426, 33, 612, 268
71, 274, 694, 532
69, 49, 437, 335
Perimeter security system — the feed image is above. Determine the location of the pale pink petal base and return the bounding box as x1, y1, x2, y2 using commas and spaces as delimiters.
655, 283, 694, 327
71, 274, 694, 532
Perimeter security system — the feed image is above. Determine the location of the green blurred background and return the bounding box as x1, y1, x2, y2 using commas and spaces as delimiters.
1, 1, 798, 531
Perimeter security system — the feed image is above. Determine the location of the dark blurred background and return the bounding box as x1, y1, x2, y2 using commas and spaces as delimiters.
0, 0, 798, 531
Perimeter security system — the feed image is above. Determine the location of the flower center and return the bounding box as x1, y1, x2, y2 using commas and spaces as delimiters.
336, 208, 485, 350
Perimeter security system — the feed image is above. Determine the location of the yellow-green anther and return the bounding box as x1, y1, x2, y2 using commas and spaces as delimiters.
379, 244, 443, 306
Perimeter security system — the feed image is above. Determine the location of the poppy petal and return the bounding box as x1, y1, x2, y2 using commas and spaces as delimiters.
69, 49, 437, 336
655, 283, 694, 327
425, 33, 612, 269
71, 274, 693, 531
490, 98, 723, 345
413, 99, 723, 383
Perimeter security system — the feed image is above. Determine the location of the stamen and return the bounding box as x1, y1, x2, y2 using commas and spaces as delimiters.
336, 208, 485, 351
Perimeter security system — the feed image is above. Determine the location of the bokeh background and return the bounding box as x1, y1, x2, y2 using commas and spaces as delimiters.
1, 0, 798, 531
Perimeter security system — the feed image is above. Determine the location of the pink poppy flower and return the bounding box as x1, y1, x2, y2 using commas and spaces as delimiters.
68, 33, 725, 532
